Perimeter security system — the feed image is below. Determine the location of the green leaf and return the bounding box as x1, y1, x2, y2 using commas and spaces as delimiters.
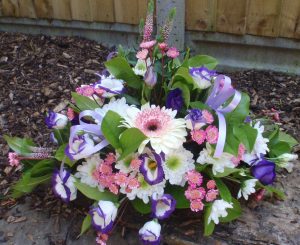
123, 94, 141, 106
172, 82, 191, 107
233, 124, 258, 152
204, 204, 215, 236
173, 67, 197, 89
214, 168, 241, 178
214, 178, 232, 202
269, 141, 291, 157
219, 198, 241, 223
53, 127, 70, 145
131, 198, 151, 214
165, 185, 190, 209
4, 135, 35, 155
105, 57, 142, 89
277, 132, 298, 148
30, 159, 56, 178
262, 185, 285, 200
74, 181, 118, 202
223, 126, 240, 156
119, 128, 147, 159
79, 214, 92, 237
189, 101, 212, 111
101, 111, 125, 151
55, 144, 75, 167
188, 55, 218, 69
225, 93, 250, 125
71, 92, 99, 111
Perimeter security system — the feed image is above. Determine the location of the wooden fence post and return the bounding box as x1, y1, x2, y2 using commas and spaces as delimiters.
156, 0, 185, 50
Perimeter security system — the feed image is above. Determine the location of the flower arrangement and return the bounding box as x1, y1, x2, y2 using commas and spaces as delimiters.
4, 1, 298, 244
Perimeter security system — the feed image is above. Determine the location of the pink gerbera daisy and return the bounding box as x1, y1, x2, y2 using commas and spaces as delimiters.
123, 103, 187, 154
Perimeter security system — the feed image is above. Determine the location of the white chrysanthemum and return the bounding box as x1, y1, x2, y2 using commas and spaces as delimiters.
94, 97, 132, 124
163, 147, 195, 186
208, 199, 233, 224
197, 143, 235, 175
122, 103, 187, 154
237, 179, 257, 200
115, 153, 138, 174
123, 174, 166, 204
75, 154, 102, 189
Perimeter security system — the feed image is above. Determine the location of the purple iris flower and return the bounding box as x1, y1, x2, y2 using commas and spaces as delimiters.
189, 66, 217, 89
251, 159, 276, 185
45, 111, 68, 129
139, 220, 161, 245
52, 168, 77, 203
144, 66, 157, 87
166, 88, 184, 111
89, 200, 118, 233
139, 152, 164, 185
151, 194, 176, 220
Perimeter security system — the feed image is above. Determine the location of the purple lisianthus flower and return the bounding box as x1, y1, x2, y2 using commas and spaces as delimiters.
139, 220, 161, 245
144, 66, 157, 87
89, 200, 118, 233
140, 152, 164, 185
251, 159, 276, 185
52, 168, 77, 203
189, 66, 217, 89
94, 74, 124, 98
50, 132, 58, 144
151, 194, 176, 220
45, 111, 68, 129
185, 109, 205, 130
166, 88, 184, 111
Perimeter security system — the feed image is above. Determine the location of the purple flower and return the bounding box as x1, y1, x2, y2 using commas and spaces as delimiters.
251, 159, 276, 185
151, 194, 176, 220
185, 109, 205, 130
89, 200, 118, 233
189, 66, 217, 89
166, 88, 184, 111
144, 66, 157, 87
52, 169, 77, 203
140, 152, 164, 185
45, 111, 68, 129
139, 220, 161, 245
50, 132, 58, 144
94, 75, 124, 98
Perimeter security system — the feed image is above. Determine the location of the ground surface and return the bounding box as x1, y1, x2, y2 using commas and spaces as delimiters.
0, 32, 299, 245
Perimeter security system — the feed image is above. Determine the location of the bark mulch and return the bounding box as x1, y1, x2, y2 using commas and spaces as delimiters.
0, 32, 299, 245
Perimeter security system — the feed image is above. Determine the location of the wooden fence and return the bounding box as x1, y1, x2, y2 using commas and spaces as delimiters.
0, 0, 300, 39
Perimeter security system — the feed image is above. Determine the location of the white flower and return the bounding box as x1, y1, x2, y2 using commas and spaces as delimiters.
52, 169, 77, 202
197, 143, 235, 175
122, 103, 187, 154
133, 58, 150, 76
123, 174, 166, 204
208, 199, 233, 224
163, 146, 195, 186
139, 220, 161, 244
276, 153, 298, 172
94, 97, 132, 124
237, 179, 257, 200
94, 75, 124, 98
115, 153, 138, 174
75, 154, 102, 190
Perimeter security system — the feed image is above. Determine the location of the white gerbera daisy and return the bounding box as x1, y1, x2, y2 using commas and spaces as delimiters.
75, 154, 102, 190
94, 97, 132, 124
197, 143, 235, 175
122, 103, 187, 154
208, 199, 233, 224
163, 147, 195, 186
237, 179, 257, 200
123, 174, 166, 204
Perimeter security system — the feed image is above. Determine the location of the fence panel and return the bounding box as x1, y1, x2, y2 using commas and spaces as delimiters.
246, 0, 282, 37
18, 0, 36, 18
186, 0, 217, 31
279, 0, 300, 39
33, 0, 53, 19
2, 0, 19, 17
216, 0, 248, 35
114, 0, 139, 24
70, 0, 92, 21
89, 0, 114, 22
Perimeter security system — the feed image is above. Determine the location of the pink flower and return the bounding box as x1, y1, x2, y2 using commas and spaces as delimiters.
96, 232, 109, 245
206, 180, 216, 189
94, 88, 105, 96
205, 125, 218, 144
185, 187, 206, 200
158, 42, 168, 51
202, 110, 214, 124
109, 184, 119, 195
130, 158, 142, 171
232, 144, 246, 166
114, 172, 128, 187
76, 85, 94, 96
127, 177, 140, 190
67, 108, 75, 121
205, 189, 219, 202
190, 199, 204, 212
140, 40, 156, 49
136, 49, 148, 60
186, 170, 203, 186
98, 164, 112, 175
191, 130, 206, 145
166, 47, 179, 59
104, 153, 116, 165
8, 152, 20, 167
254, 189, 266, 201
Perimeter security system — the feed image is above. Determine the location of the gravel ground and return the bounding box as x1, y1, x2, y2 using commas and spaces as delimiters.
0, 32, 299, 245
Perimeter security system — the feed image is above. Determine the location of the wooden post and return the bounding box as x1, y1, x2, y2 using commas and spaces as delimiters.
156, 0, 185, 50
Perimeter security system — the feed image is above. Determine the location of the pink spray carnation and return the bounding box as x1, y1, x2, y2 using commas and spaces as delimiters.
190, 199, 204, 212
104, 153, 116, 165
158, 42, 168, 51
202, 110, 214, 124
96, 232, 109, 245
140, 40, 156, 49
206, 180, 216, 189
205, 125, 219, 144
130, 158, 142, 171
205, 189, 219, 202
186, 170, 203, 186
67, 108, 75, 121
191, 129, 206, 145
136, 49, 148, 60
166, 47, 179, 59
